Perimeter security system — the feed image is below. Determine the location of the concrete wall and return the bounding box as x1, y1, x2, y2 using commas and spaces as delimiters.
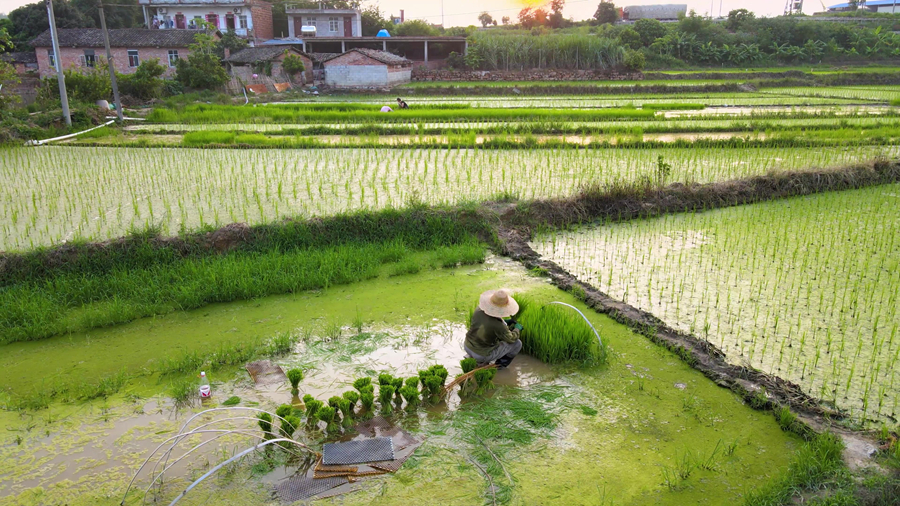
323, 51, 411, 87
286, 11, 361, 38
148, 0, 271, 38
34, 46, 187, 78
150, 7, 253, 35
325, 64, 387, 87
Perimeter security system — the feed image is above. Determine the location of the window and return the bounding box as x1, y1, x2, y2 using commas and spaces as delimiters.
167, 50, 179, 67
306, 17, 316, 27
127, 50, 140, 68
239, 15, 248, 29
206, 13, 219, 28
329, 17, 339, 32
191, 16, 203, 28
47, 49, 56, 68
83, 49, 96, 68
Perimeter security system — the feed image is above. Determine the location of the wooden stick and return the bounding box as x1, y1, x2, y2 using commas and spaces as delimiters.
441, 364, 498, 397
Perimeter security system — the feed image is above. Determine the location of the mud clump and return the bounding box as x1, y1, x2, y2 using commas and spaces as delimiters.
206, 223, 251, 253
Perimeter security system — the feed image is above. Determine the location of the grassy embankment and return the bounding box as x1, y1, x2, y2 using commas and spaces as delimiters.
0, 207, 489, 345
145, 104, 662, 125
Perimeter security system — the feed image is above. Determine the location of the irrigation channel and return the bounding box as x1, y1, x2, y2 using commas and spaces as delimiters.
2, 82, 900, 504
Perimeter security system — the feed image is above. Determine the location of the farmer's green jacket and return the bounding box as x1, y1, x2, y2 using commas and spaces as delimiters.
465, 308, 521, 358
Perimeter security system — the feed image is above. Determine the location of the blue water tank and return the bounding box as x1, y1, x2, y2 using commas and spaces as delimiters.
376, 29, 391, 37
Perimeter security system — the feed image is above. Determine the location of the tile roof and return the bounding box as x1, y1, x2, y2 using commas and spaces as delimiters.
1, 51, 38, 64
324, 48, 411, 66
308, 52, 339, 63
31, 28, 208, 49
225, 46, 309, 63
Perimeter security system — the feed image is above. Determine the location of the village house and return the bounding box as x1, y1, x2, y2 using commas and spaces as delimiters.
30, 28, 212, 79
1, 52, 39, 76
323, 48, 412, 88
284, 4, 362, 39
138, 0, 273, 40
224, 46, 313, 89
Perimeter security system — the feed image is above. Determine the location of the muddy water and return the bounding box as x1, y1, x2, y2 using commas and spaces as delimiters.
1, 256, 801, 505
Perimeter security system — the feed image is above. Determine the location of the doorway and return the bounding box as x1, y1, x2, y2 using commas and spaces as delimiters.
175, 13, 185, 29
343, 16, 352, 37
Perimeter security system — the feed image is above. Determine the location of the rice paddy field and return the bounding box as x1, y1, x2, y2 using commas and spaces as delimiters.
3, 145, 897, 251
531, 184, 900, 422
2, 76, 900, 504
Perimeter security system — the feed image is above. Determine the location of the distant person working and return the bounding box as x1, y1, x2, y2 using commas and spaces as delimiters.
396, 98, 409, 109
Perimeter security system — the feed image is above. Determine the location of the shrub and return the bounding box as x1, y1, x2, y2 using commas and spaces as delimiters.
118, 59, 166, 100
175, 32, 228, 90
282, 53, 306, 75
624, 50, 646, 72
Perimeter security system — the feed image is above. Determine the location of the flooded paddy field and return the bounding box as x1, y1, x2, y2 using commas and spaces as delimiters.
531, 184, 900, 423
3, 144, 898, 251
0, 257, 802, 505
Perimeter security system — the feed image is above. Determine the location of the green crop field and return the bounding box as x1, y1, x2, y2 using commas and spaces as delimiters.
3, 144, 896, 251
3, 79, 900, 505
532, 184, 900, 421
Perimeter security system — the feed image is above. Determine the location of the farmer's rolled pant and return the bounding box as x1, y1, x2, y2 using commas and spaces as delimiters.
465, 339, 523, 366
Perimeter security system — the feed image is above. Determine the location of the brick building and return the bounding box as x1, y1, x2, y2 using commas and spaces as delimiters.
1, 52, 39, 76
323, 48, 411, 88
30, 29, 213, 79
138, 0, 273, 41
285, 6, 362, 39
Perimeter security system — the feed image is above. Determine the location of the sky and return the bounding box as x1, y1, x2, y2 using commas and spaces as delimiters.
0, 0, 829, 23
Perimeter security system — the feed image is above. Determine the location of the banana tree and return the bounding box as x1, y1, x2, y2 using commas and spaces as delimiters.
802, 39, 825, 62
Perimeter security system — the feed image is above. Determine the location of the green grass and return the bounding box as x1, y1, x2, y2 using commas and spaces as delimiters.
743, 433, 847, 505
0, 208, 488, 343
449, 386, 566, 504
147, 104, 656, 125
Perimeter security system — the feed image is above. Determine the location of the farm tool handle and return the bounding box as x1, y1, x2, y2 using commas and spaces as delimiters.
550, 301, 602, 347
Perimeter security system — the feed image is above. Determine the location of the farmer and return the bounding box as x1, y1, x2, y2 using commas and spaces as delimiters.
380, 105, 393, 113
465, 289, 524, 369
396, 97, 409, 109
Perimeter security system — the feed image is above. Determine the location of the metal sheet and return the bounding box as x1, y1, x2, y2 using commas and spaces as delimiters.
245, 360, 287, 387
274, 475, 346, 503
322, 437, 394, 465
369, 442, 422, 473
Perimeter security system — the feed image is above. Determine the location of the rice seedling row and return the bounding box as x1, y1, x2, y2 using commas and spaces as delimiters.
125, 114, 900, 136
3, 144, 897, 252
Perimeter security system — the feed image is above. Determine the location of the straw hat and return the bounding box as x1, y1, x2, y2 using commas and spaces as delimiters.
479, 289, 519, 318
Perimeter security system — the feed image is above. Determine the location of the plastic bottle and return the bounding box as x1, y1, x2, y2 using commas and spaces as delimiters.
199, 371, 211, 398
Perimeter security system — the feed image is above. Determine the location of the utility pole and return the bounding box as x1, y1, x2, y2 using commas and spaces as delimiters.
46, 0, 71, 126
98, 0, 124, 122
